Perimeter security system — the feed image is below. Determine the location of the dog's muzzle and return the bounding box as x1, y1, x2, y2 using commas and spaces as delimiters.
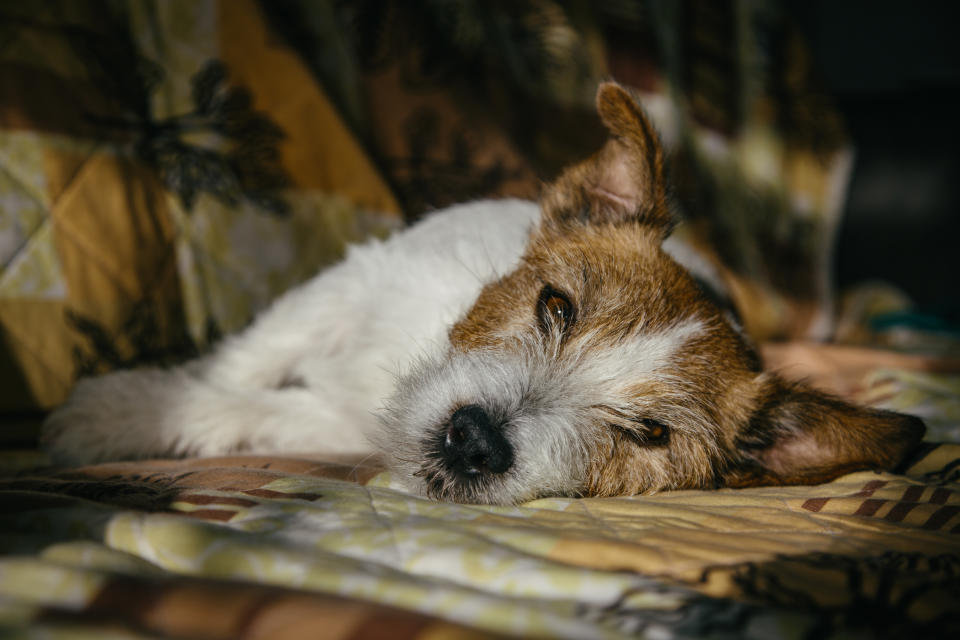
443, 404, 513, 476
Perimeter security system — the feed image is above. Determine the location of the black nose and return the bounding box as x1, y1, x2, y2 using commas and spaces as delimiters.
443, 405, 513, 475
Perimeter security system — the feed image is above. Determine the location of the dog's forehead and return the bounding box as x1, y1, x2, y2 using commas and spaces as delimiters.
522, 224, 757, 385
450, 222, 734, 357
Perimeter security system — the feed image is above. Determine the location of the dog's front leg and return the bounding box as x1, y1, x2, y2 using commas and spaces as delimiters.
42, 274, 379, 465
41, 354, 377, 465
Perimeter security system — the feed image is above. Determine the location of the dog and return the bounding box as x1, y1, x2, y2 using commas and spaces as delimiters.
42, 83, 925, 505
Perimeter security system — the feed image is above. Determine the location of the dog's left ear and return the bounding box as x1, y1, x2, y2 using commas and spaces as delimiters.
724, 375, 926, 488
540, 82, 673, 237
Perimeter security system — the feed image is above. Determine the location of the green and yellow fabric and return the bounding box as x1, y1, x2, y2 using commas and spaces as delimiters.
0, 0, 401, 415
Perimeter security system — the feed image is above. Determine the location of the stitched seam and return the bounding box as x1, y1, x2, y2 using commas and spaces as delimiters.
0, 216, 57, 292
0, 164, 50, 273
0, 143, 52, 212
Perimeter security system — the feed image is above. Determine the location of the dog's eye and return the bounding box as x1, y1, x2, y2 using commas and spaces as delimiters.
614, 419, 670, 447
537, 285, 576, 336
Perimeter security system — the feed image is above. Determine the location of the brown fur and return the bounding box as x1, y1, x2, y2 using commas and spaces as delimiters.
449, 82, 924, 499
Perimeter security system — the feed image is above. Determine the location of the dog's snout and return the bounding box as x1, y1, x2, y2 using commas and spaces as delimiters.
444, 405, 513, 475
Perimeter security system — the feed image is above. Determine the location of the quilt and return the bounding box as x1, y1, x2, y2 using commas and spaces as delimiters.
2, 440, 958, 639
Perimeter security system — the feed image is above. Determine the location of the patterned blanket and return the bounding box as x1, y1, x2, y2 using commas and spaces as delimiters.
2, 442, 959, 639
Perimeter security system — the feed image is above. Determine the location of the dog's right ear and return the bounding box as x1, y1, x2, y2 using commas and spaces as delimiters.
540, 82, 673, 238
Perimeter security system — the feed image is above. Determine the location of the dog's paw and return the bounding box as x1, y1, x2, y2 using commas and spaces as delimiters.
42, 413, 111, 466
41, 377, 131, 465
41, 370, 182, 466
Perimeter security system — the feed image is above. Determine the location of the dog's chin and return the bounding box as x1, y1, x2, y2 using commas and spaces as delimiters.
415, 470, 568, 506
414, 465, 512, 505
407, 433, 523, 505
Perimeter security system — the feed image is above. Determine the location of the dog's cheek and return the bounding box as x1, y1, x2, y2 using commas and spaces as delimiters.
582, 431, 674, 497
584, 428, 731, 497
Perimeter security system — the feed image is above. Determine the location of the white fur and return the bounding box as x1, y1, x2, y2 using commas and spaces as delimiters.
43, 200, 538, 464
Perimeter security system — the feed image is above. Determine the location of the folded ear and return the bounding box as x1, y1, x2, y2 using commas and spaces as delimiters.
540, 82, 673, 237
725, 375, 926, 488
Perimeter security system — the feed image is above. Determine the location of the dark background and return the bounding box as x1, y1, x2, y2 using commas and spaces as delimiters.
789, 0, 960, 320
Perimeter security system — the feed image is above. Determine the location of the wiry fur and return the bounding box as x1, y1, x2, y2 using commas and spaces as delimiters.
43, 83, 925, 504
376, 318, 708, 504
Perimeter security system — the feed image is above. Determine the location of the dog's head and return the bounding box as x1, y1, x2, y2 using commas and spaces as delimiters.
379, 83, 924, 504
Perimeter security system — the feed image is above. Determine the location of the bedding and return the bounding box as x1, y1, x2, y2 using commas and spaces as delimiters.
3, 354, 960, 638
0, 0, 400, 414
2, 439, 958, 638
